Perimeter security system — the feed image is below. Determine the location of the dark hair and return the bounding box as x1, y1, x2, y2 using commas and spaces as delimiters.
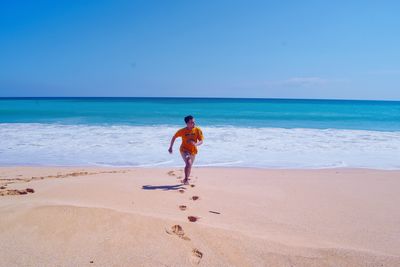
184, 115, 194, 123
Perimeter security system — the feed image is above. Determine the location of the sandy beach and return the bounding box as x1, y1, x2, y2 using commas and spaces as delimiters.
0, 167, 399, 266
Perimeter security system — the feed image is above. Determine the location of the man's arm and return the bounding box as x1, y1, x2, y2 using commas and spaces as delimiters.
195, 140, 203, 146
168, 136, 176, 154
195, 128, 204, 147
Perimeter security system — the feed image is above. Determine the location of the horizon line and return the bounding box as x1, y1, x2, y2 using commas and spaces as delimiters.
0, 96, 399, 102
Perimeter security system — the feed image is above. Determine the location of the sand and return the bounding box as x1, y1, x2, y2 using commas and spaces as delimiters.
0, 167, 399, 266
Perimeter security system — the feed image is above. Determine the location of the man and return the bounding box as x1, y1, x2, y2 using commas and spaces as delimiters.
168, 115, 203, 185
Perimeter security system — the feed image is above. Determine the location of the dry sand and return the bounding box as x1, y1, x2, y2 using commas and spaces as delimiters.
0, 167, 399, 266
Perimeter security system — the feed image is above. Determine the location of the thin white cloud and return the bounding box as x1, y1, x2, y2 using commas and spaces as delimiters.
230, 76, 338, 91
367, 70, 400, 75
259, 77, 329, 88
279, 77, 328, 86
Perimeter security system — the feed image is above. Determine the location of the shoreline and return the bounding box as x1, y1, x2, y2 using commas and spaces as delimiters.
1, 166, 399, 266
1, 165, 400, 171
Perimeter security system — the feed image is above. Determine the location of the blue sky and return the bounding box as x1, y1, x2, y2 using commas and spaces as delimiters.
1, 0, 399, 99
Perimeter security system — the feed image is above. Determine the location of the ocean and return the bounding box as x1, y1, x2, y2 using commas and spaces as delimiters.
1, 97, 399, 169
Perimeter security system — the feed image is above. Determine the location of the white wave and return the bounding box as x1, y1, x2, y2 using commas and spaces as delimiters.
196, 161, 244, 167
0, 123, 400, 169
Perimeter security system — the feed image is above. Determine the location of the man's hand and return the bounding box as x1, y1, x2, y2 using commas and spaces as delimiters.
195, 140, 203, 147
188, 139, 196, 145
168, 147, 173, 154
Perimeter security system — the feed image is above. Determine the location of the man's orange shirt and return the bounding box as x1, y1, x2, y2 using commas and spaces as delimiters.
174, 127, 204, 155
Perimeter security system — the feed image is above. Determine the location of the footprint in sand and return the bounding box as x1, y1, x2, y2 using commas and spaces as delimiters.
0, 188, 35, 196
190, 184, 195, 188
190, 249, 203, 265
179, 205, 187, 211
187, 216, 199, 222
168, 170, 183, 177
178, 189, 185, 194
190, 196, 199, 201
165, 225, 190, 241
167, 169, 185, 179
70, 171, 89, 177
2, 171, 102, 184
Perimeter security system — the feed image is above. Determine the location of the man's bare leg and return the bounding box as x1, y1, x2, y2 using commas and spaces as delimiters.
182, 153, 195, 185
183, 157, 192, 184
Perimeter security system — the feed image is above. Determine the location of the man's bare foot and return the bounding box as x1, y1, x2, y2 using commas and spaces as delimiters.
182, 178, 189, 185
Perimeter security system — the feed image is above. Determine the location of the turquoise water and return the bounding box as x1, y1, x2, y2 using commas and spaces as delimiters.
1, 97, 399, 168
1, 97, 399, 131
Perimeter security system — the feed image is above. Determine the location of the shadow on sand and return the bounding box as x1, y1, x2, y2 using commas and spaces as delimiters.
142, 184, 185, 191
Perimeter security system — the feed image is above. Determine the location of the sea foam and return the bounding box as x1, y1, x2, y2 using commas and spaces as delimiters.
1, 123, 399, 169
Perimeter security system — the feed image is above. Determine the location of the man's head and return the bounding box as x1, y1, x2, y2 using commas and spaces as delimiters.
184, 115, 195, 129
